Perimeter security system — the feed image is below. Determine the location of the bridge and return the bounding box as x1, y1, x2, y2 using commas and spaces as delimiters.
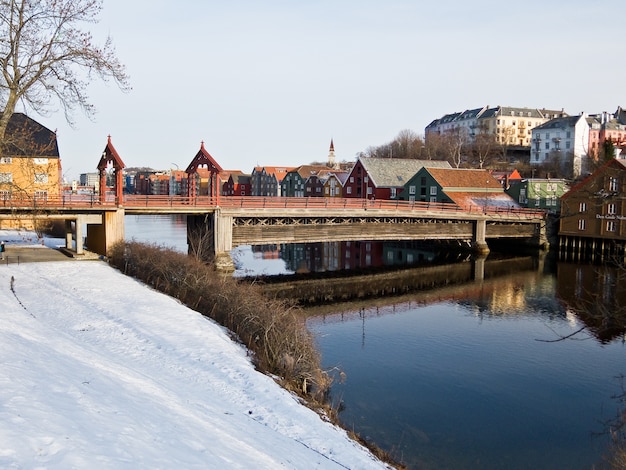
0, 194, 548, 271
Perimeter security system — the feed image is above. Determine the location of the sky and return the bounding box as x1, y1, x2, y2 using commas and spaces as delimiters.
19, 0, 626, 181
0, 230, 390, 469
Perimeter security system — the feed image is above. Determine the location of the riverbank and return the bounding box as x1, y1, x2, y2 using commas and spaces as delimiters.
0, 232, 391, 468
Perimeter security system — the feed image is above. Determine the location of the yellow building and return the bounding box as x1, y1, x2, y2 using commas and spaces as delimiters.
0, 113, 61, 202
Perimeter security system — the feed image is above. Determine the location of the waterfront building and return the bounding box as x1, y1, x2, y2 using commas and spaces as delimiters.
281, 165, 333, 197
559, 157, 626, 261
505, 178, 570, 213
343, 157, 451, 200
399, 167, 514, 210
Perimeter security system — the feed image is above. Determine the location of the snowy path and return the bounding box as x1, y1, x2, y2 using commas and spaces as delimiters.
0, 259, 389, 469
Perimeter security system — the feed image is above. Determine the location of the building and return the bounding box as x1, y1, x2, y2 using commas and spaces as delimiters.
251, 166, 293, 196
323, 172, 348, 198
530, 114, 590, 178
426, 105, 566, 149
0, 113, 61, 201
587, 109, 626, 161
343, 157, 451, 200
281, 165, 333, 197
399, 167, 515, 211
223, 171, 251, 196
505, 178, 570, 213
559, 157, 626, 261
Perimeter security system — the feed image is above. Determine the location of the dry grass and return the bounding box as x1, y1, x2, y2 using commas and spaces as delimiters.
107, 241, 331, 400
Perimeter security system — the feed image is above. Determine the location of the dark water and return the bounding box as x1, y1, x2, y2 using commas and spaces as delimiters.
307, 268, 626, 469
125, 215, 626, 469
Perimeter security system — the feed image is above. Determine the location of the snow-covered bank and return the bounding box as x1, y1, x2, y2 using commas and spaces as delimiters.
0, 250, 389, 468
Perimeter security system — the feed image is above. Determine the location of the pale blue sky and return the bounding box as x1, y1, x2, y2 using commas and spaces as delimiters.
34, 0, 625, 180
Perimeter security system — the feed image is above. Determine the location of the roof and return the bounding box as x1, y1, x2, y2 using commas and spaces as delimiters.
425, 168, 502, 191
98, 136, 125, 170
533, 115, 584, 131
185, 142, 223, 174
253, 166, 295, 182
2, 113, 59, 157
359, 157, 451, 188
444, 191, 519, 210
291, 165, 334, 179
563, 157, 626, 199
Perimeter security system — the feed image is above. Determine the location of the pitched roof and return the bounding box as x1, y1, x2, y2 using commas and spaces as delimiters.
359, 157, 451, 188
292, 165, 334, 179
425, 168, 502, 191
185, 142, 223, 174
3, 113, 59, 157
444, 191, 519, 210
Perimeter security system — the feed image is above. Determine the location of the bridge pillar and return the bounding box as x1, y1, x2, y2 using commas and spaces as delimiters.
472, 219, 490, 255
214, 211, 234, 273
187, 210, 234, 272
86, 209, 125, 257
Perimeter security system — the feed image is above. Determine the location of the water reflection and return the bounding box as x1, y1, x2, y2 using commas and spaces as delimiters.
307, 261, 626, 470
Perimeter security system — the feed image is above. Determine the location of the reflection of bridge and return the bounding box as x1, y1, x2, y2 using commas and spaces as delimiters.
0, 195, 547, 270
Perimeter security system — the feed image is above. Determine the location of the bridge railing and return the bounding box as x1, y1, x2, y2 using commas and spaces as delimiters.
0, 193, 547, 220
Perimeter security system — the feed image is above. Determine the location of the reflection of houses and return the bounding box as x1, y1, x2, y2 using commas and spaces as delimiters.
559, 157, 626, 261
251, 166, 293, 196
281, 165, 333, 197
0, 113, 61, 200
342, 241, 385, 269
343, 157, 451, 200
399, 167, 516, 210
556, 262, 626, 343
506, 178, 570, 213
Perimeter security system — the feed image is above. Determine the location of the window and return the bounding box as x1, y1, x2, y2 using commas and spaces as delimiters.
390, 188, 397, 198
429, 196, 437, 203
409, 185, 416, 195
349, 176, 354, 183
346, 187, 352, 194
0, 173, 12, 183
566, 141, 571, 149
364, 177, 368, 183
0, 190, 10, 200
33, 158, 49, 165
609, 177, 618, 192
607, 203, 616, 215
429, 186, 437, 196
367, 187, 372, 195
545, 142, 550, 150
34, 190, 47, 201
566, 131, 571, 138
578, 219, 586, 230
607, 220, 617, 232
579, 202, 587, 212
0, 157, 11, 164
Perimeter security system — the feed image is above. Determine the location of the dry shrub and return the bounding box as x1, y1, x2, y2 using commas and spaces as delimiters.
107, 241, 330, 400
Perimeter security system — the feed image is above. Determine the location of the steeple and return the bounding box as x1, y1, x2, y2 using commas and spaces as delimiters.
328, 138, 336, 168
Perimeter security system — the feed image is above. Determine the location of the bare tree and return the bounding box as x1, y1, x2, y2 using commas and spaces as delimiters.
0, 0, 130, 144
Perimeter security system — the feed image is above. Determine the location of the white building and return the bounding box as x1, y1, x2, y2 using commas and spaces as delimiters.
530, 114, 589, 178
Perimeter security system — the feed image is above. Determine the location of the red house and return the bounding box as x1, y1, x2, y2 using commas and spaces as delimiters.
343, 157, 451, 200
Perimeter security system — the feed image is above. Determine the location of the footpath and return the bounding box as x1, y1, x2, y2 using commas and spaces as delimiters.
0, 246, 101, 264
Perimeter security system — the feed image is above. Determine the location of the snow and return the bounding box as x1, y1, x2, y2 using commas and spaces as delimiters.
0, 231, 389, 469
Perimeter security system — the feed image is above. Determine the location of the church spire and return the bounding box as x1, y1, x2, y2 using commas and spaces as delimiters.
328, 138, 336, 168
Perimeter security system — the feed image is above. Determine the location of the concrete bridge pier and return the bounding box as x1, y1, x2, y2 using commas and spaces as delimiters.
85, 209, 125, 257
187, 210, 234, 273
472, 219, 490, 255
213, 211, 234, 273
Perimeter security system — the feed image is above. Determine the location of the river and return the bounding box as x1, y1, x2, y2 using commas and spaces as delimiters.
125, 214, 626, 469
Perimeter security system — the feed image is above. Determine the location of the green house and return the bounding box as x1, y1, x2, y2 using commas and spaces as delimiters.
505, 178, 570, 213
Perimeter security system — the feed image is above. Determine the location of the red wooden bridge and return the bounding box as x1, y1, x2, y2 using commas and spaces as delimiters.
0, 194, 548, 271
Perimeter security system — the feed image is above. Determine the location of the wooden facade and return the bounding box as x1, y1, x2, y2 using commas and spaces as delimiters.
559, 158, 626, 262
